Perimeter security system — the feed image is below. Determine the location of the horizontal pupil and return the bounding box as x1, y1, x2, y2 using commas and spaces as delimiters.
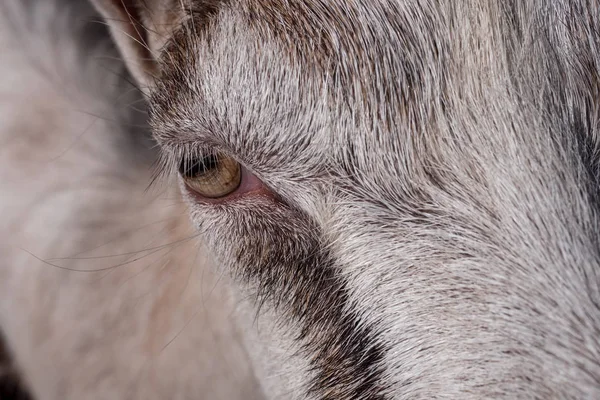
180, 155, 219, 177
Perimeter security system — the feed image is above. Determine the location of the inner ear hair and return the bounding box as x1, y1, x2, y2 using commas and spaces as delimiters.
90, 0, 185, 89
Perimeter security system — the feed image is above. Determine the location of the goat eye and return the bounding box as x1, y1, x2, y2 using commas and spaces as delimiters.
179, 152, 241, 198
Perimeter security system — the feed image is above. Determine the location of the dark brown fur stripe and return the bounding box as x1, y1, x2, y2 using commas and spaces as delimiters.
222, 205, 390, 399
151, 3, 391, 398
207, 202, 390, 399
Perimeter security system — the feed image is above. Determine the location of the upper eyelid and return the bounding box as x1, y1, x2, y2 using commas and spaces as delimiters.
151, 141, 219, 187
153, 126, 225, 151
157, 138, 255, 180
152, 117, 233, 157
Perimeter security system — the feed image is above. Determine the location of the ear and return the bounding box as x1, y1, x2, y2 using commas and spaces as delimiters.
90, 0, 185, 88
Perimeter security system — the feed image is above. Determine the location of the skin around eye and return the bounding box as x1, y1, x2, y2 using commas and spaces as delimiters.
179, 152, 272, 203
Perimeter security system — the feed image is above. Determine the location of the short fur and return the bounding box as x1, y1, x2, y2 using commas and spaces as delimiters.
3, 0, 600, 399
0, 1, 261, 399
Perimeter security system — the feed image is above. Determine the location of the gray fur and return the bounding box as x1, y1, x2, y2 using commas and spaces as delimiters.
3, 0, 600, 399
0, 1, 260, 399
151, 1, 600, 398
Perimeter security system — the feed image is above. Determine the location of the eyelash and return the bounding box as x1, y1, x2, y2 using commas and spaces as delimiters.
150, 145, 216, 189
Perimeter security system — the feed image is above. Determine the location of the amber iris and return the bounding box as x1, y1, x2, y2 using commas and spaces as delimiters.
180, 153, 242, 198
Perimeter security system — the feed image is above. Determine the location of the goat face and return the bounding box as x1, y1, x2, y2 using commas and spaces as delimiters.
94, 0, 600, 398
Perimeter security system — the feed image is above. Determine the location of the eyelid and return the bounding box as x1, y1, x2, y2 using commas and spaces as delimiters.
182, 163, 274, 205
155, 142, 275, 204
153, 142, 232, 184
